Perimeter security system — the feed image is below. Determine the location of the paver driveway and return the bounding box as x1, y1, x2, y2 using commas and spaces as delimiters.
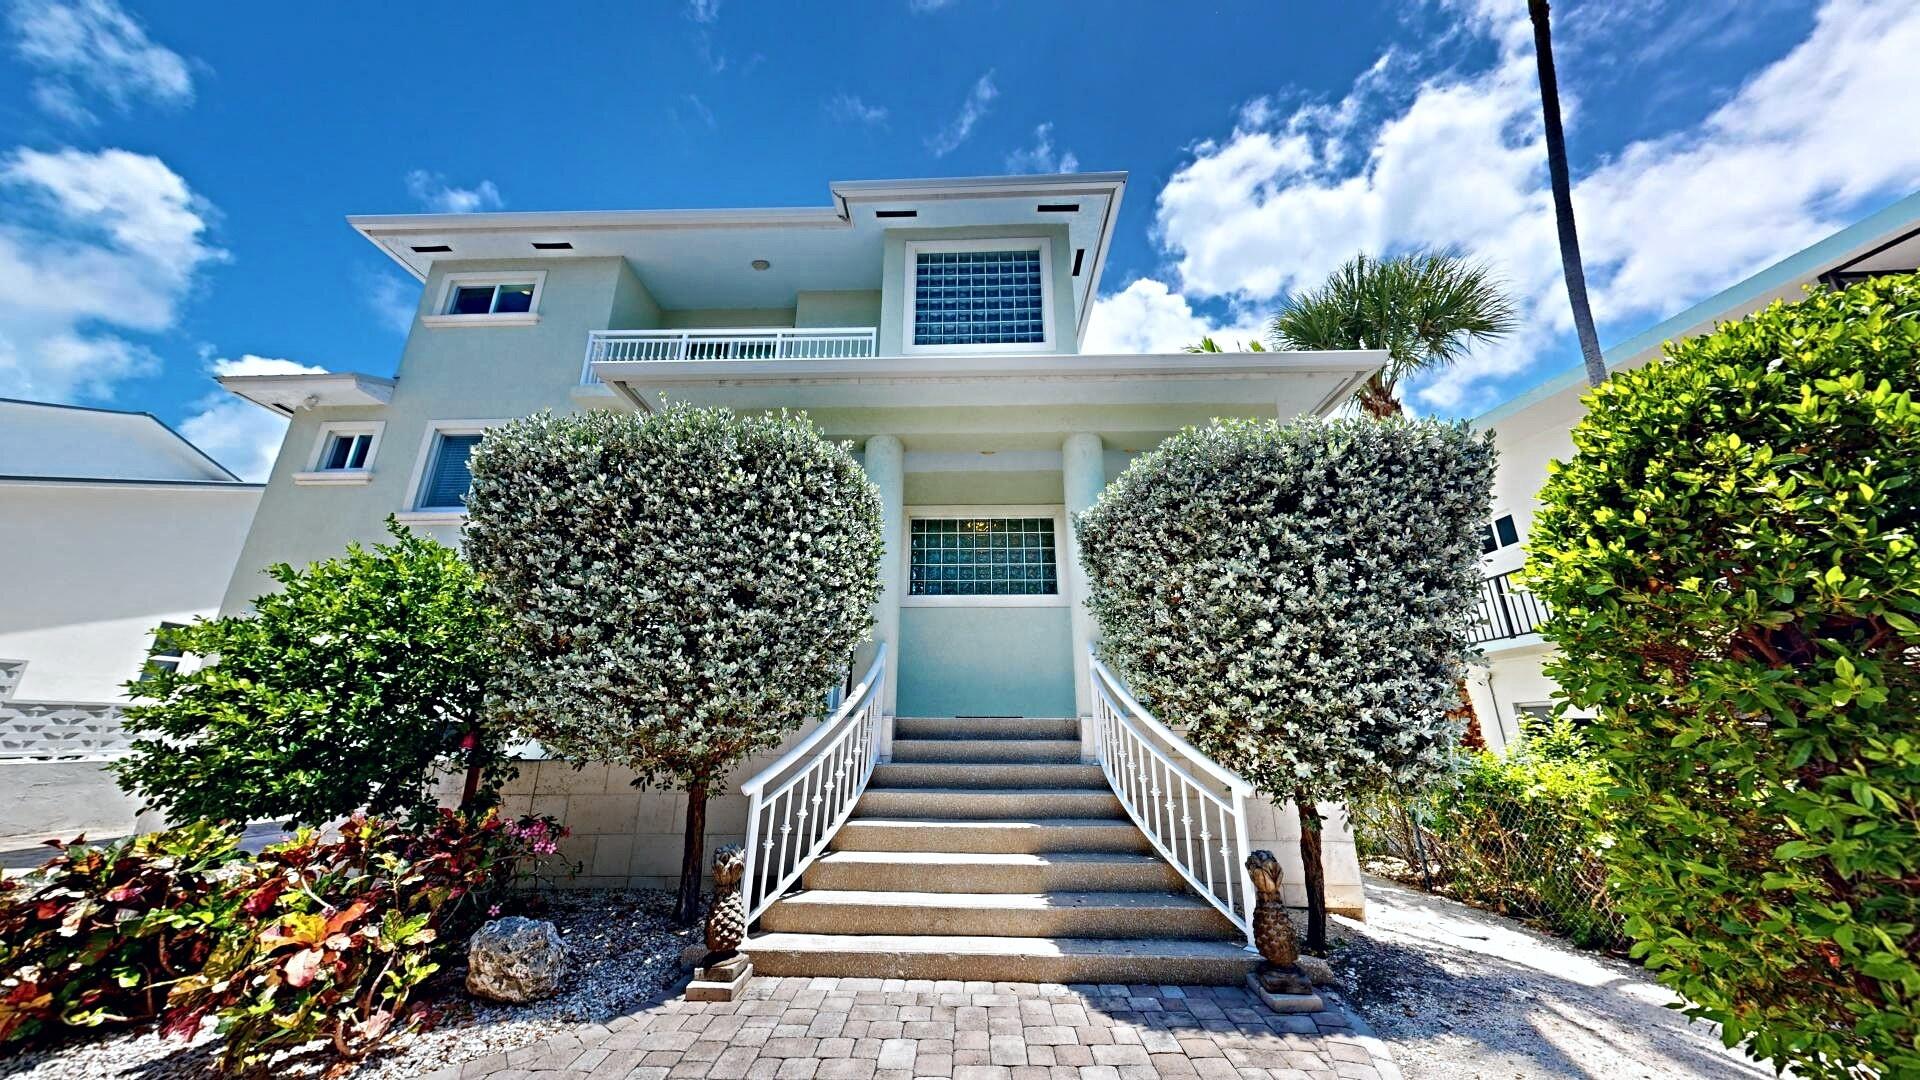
440, 976, 1401, 1080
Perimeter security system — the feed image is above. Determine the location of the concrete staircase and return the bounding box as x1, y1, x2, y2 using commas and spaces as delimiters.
746, 716, 1256, 984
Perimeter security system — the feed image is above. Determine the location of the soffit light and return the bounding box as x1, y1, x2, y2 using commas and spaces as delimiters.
751, 259, 771, 271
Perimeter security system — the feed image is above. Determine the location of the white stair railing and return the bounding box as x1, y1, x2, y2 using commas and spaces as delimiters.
739, 645, 888, 925
1089, 651, 1258, 947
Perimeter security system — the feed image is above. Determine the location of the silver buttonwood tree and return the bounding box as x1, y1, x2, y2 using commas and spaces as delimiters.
1076, 417, 1495, 950
462, 406, 883, 922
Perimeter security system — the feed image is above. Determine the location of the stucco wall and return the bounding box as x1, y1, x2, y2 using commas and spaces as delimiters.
897, 607, 1075, 717
0, 761, 146, 842
1466, 643, 1568, 753
0, 483, 260, 702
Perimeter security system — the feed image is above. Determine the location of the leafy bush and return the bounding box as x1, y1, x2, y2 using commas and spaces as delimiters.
1354, 717, 1624, 949
165, 809, 569, 1074
115, 519, 507, 826
1077, 417, 1495, 947
463, 406, 883, 921
1528, 275, 1920, 1078
0, 823, 244, 1044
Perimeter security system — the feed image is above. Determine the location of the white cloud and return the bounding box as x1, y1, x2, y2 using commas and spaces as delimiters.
364, 270, 419, 335
828, 93, 888, 126
1005, 123, 1078, 175
9, 0, 193, 125
925, 72, 997, 157
178, 354, 325, 482
909, 0, 958, 10
680, 93, 717, 129
686, 0, 720, 23
1083, 279, 1266, 355
1120, 0, 1920, 414
404, 170, 504, 214
0, 146, 222, 401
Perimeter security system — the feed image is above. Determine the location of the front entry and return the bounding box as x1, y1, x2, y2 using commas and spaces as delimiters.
893, 506, 1076, 717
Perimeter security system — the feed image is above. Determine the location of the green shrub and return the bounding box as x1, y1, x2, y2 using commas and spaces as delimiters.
1380, 718, 1623, 949
1528, 274, 1920, 1077
165, 809, 569, 1074
0, 823, 244, 1044
1077, 416, 1495, 947
462, 406, 883, 921
115, 519, 507, 826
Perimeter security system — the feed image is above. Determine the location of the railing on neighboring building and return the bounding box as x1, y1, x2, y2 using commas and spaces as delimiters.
581, 327, 879, 384
1470, 569, 1551, 644
738, 645, 887, 926
0, 702, 132, 762
1088, 651, 1258, 948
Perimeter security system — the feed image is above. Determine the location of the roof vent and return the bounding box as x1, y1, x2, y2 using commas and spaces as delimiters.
1072, 248, 1086, 277
1037, 203, 1080, 213
410, 244, 452, 253
531, 241, 573, 250
875, 209, 918, 219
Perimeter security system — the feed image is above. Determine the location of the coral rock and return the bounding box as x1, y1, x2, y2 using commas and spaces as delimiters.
466, 916, 567, 1003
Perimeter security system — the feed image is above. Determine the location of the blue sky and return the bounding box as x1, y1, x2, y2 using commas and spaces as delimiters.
1, 0, 1917, 479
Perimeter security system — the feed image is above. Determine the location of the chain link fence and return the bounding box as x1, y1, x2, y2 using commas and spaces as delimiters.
1349, 775, 1628, 951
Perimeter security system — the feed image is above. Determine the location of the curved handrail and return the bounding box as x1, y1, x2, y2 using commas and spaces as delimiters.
1089, 658, 1253, 798
738, 645, 887, 924
1088, 649, 1258, 947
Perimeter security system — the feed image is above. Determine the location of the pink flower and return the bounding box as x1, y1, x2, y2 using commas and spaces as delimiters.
488, 903, 503, 917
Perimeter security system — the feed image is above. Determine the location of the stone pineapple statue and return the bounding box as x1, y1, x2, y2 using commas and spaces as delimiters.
705, 844, 747, 957
1246, 849, 1300, 968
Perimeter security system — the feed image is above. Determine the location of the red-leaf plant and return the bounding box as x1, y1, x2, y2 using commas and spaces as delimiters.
163, 809, 571, 1077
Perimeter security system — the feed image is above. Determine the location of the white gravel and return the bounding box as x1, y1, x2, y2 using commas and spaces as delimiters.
1331, 876, 1775, 1080
0, 890, 694, 1080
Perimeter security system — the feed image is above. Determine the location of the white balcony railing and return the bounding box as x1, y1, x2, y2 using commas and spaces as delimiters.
1089, 651, 1259, 948
581, 327, 878, 384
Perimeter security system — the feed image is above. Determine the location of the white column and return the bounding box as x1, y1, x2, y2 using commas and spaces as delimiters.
1062, 432, 1105, 760
863, 435, 905, 747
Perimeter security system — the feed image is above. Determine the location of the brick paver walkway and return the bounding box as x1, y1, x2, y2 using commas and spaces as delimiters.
435, 976, 1402, 1080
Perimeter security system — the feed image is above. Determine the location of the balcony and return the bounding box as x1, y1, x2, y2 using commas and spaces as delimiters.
1470, 569, 1551, 645
581, 327, 877, 384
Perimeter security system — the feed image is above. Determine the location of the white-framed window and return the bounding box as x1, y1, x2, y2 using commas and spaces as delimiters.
904, 239, 1053, 353
138, 622, 188, 681
1480, 512, 1520, 555
420, 271, 546, 328
900, 506, 1068, 607
293, 420, 385, 485
396, 419, 505, 523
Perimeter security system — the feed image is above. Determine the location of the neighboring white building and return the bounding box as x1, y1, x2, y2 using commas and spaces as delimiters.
1464, 191, 1920, 751
0, 398, 261, 843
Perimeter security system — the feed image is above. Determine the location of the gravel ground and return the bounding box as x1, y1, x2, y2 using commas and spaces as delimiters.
0, 890, 695, 1080
1331, 876, 1773, 1080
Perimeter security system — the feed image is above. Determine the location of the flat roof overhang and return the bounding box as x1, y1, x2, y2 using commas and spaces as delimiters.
219, 373, 396, 417
591, 351, 1381, 423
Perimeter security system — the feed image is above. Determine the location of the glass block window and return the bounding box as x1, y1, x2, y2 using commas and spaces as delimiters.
913, 248, 1046, 347
420, 433, 483, 508
909, 517, 1058, 596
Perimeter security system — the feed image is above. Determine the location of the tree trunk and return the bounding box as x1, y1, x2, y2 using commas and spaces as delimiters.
1528, 0, 1607, 388
1294, 794, 1328, 955
675, 784, 710, 925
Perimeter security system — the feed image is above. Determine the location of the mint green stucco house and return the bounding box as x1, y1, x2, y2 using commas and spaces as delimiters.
220, 173, 1380, 977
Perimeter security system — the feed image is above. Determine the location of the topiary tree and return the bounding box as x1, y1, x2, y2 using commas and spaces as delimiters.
462, 406, 883, 923
1527, 274, 1920, 1079
1077, 417, 1495, 950
115, 519, 507, 826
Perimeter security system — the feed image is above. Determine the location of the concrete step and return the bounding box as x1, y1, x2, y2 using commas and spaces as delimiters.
745, 932, 1257, 985
832, 817, 1151, 854
801, 850, 1182, 894
869, 762, 1107, 790
890, 738, 1083, 764
855, 786, 1124, 821
760, 889, 1240, 939
894, 716, 1080, 740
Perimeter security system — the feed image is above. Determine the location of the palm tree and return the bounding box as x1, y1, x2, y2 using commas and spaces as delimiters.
1270, 252, 1519, 417
1182, 335, 1266, 353
1529, 0, 1607, 387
